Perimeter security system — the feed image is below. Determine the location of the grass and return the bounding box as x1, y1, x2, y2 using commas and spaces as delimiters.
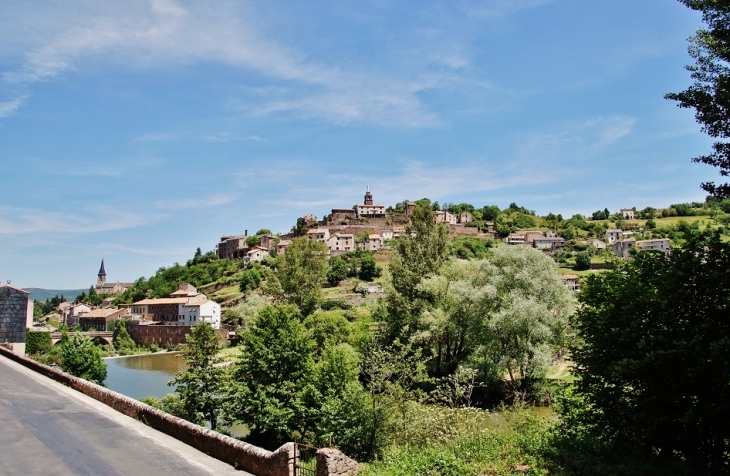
546, 360, 574, 383
217, 345, 242, 362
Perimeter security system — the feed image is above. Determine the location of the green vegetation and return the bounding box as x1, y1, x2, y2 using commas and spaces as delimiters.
25, 331, 52, 355
170, 322, 226, 430
568, 230, 730, 471
114, 250, 240, 304
58, 332, 107, 385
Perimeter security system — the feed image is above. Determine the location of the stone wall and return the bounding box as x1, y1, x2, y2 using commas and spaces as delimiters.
0, 285, 29, 347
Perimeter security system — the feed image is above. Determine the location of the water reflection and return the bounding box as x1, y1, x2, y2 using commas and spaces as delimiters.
104, 352, 186, 400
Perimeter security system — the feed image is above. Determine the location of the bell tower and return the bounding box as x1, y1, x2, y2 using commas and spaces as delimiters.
97, 259, 107, 287
364, 186, 373, 206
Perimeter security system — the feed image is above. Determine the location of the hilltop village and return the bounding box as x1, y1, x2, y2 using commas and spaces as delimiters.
26, 187, 726, 343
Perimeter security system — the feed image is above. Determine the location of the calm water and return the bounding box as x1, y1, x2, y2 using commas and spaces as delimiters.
104, 352, 186, 400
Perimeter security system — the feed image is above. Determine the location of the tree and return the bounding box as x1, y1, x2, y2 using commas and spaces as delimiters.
386, 203, 449, 339
59, 332, 107, 384
113, 319, 137, 355
358, 254, 380, 281
170, 322, 226, 430
478, 245, 574, 394
646, 218, 657, 229
574, 251, 591, 270
255, 228, 272, 236
239, 268, 263, 293
274, 237, 329, 316
417, 260, 488, 376
568, 232, 730, 470
666, 1, 730, 198
327, 257, 349, 286
229, 305, 314, 449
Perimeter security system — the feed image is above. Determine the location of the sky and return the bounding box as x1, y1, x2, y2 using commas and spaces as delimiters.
0, 0, 715, 289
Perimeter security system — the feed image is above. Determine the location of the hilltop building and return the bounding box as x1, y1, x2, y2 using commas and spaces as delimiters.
94, 260, 133, 296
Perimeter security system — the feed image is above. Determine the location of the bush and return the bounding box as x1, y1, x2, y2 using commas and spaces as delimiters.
574, 252, 591, 270
26, 331, 52, 355
320, 299, 353, 310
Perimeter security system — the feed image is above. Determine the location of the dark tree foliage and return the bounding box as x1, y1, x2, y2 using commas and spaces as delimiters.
570, 232, 730, 471
666, 0, 730, 198
170, 322, 226, 430
386, 203, 449, 339
573, 251, 591, 270
230, 305, 314, 449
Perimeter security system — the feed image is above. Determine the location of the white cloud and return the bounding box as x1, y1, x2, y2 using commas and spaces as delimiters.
0, 205, 163, 237
0, 95, 27, 118
0, 0, 458, 127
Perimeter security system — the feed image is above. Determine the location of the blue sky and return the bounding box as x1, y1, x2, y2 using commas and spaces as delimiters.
0, 0, 713, 289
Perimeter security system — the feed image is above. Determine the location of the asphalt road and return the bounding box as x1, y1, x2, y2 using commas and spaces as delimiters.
0, 355, 249, 476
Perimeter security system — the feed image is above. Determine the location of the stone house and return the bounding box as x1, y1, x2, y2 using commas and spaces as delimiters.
559, 275, 581, 292
331, 208, 356, 221
130, 284, 221, 329
79, 308, 128, 331
506, 232, 527, 245
459, 211, 474, 224
216, 234, 249, 259
434, 210, 458, 225
66, 303, 92, 327
276, 239, 291, 255
360, 233, 382, 252
605, 229, 623, 244
327, 234, 354, 253
620, 208, 635, 220
307, 228, 331, 243
635, 238, 671, 255
246, 246, 270, 262
0, 283, 30, 355
301, 214, 318, 226
612, 238, 637, 258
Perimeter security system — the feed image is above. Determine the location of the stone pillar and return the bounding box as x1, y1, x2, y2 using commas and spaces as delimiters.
316, 448, 359, 476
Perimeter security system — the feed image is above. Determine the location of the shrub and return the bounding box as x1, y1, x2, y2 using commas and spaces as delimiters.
26, 331, 52, 355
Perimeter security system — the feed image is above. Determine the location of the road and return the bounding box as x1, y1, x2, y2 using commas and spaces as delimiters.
0, 354, 249, 475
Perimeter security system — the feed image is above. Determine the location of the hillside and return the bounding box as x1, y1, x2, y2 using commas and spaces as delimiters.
25, 288, 86, 302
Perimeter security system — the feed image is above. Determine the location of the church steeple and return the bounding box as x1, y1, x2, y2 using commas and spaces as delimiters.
97, 260, 107, 287
364, 186, 373, 206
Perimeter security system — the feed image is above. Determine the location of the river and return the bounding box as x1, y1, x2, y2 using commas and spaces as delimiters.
103, 352, 186, 401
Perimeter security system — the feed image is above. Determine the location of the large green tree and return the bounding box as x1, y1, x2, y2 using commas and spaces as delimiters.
59, 332, 107, 385
478, 245, 573, 393
569, 232, 730, 470
229, 305, 314, 449
170, 322, 226, 430
417, 260, 489, 376
386, 203, 448, 339
275, 237, 329, 316
666, 0, 730, 197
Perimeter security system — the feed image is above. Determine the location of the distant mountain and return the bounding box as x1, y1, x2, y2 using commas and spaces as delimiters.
25, 288, 87, 302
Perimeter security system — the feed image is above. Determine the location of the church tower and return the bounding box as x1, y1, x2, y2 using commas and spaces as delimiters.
97, 260, 107, 287
364, 186, 373, 206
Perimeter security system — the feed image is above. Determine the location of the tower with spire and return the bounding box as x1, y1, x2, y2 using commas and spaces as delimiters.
97, 259, 107, 288
364, 185, 373, 206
